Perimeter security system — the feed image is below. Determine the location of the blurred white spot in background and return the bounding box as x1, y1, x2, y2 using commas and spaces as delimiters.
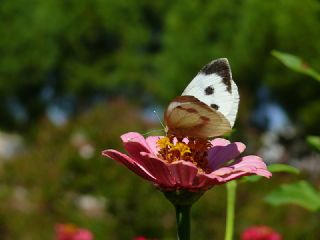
75, 194, 106, 218
70, 132, 95, 159
0, 132, 23, 160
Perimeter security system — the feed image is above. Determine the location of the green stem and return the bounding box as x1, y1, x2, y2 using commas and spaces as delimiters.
225, 181, 237, 240
163, 190, 203, 240
175, 204, 191, 240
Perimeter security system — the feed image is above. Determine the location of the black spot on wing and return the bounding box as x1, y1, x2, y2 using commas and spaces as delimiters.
210, 104, 219, 110
200, 58, 232, 93
204, 86, 214, 95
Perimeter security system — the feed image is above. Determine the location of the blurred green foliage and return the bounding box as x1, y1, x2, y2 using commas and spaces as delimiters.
1, 100, 168, 239
272, 50, 320, 131
267, 164, 300, 175
265, 181, 320, 212
307, 136, 320, 153
272, 51, 320, 82
270, 51, 320, 217
1, 0, 320, 134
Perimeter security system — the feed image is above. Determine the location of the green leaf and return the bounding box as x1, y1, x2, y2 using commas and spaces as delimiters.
265, 181, 320, 212
272, 50, 320, 82
306, 135, 320, 152
268, 164, 300, 174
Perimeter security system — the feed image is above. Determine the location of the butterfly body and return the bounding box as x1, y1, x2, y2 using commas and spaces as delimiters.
164, 58, 239, 138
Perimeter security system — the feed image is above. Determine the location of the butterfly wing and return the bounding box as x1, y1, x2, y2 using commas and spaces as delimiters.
164, 96, 231, 138
182, 58, 239, 127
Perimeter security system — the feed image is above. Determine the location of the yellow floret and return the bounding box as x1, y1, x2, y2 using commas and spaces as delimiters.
157, 136, 173, 149
169, 142, 191, 158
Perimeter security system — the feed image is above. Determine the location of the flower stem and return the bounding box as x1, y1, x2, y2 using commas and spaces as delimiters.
225, 181, 237, 240
163, 190, 203, 240
175, 204, 191, 240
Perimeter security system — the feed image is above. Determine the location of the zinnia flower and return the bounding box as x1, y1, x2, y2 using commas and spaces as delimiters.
102, 132, 271, 191
55, 224, 93, 240
133, 236, 148, 240
241, 225, 282, 240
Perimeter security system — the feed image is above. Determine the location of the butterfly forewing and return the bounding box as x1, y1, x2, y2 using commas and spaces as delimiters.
182, 58, 239, 127
228, 80, 239, 126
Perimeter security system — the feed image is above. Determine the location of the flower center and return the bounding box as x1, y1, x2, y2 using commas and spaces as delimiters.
156, 136, 212, 173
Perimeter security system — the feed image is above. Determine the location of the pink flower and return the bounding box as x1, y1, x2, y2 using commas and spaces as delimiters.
133, 236, 148, 240
55, 224, 93, 240
241, 225, 282, 240
102, 132, 271, 191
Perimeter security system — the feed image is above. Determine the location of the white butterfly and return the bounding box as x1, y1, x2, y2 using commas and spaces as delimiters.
164, 58, 239, 138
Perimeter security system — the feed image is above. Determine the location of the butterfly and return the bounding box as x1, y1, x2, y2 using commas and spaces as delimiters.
164, 58, 239, 138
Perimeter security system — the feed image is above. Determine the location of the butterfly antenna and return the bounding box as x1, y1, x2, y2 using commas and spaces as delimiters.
141, 129, 165, 136
153, 110, 166, 130
127, 129, 165, 142
127, 111, 166, 142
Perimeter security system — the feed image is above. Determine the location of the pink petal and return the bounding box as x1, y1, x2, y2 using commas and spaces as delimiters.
139, 154, 202, 190
254, 169, 272, 178
145, 136, 162, 155
102, 150, 155, 182
215, 171, 249, 181
208, 140, 246, 170
192, 173, 224, 190
139, 152, 176, 188
210, 138, 230, 146
210, 167, 234, 176
121, 132, 153, 159
211, 155, 272, 180
232, 156, 268, 171
166, 161, 198, 188
74, 229, 93, 240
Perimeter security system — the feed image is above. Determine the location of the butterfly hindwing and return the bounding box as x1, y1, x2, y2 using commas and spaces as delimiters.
164, 96, 231, 138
